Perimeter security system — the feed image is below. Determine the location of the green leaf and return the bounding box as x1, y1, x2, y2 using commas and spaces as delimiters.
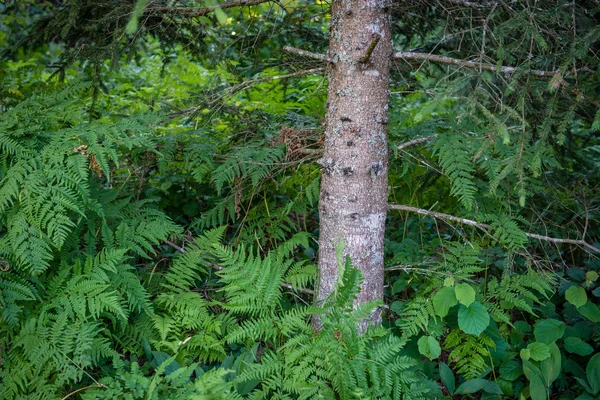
540, 342, 561, 386
578, 301, 600, 323
564, 337, 594, 356
418, 336, 441, 360
566, 286, 588, 308
527, 342, 550, 361
523, 359, 547, 400
573, 394, 596, 400
522, 358, 543, 380
575, 377, 594, 395
204, 0, 228, 24
585, 271, 599, 283
454, 283, 476, 307
529, 375, 547, 400
500, 360, 523, 381
443, 277, 455, 287
534, 319, 565, 344
455, 379, 502, 395
458, 302, 490, 335
439, 362, 455, 394
125, 0, 149, 34
455, 379, 486, 394
520, 348, 531, 361
433, 287, 458, 317
482, 381, 504, 395
587, 353, 600, 395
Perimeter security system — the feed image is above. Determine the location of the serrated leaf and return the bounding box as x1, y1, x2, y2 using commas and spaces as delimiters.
433, 286, 458, 317
443, 277, 455, 287
455, 283, 476, 307
566, 286, 588, 308
458, 302, 490, 335
527, 342, 550, 361
500, 360, 522, 381
533, 319, 565, 344
586, 271, 599, 283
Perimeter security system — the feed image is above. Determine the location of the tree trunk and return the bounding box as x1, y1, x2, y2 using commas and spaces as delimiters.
316, 0, 392, 326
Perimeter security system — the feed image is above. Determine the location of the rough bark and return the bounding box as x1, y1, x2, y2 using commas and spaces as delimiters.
316, 0, 392, 327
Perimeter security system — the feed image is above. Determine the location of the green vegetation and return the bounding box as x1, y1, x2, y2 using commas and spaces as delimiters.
0, 1, 599, 399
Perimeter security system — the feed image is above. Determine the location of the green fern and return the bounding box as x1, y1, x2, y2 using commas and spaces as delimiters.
444, 329, 495, 379
432, 133, 477, 210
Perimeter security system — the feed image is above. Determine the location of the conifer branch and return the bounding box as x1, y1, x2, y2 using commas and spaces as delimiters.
393, 51, 560, 78
360, 34, 381, 63
388, 204, 600, 253
396, 135, 437, 151
443, 0, 497, 8
214, 68, 325, 99
148, 0, 274, 17
282, 47, 575, 82
168, 68, 325, 117
283, 46, 332, 62
164, 241, 315, 295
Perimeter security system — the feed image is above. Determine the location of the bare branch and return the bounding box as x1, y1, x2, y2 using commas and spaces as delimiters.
164, 241, 315, 295
393, 51, 560, 78
388, 204, 600, 253
397, 135, 437, 151
360, 34, 381, 63
219, 68, 325, 96
168, 67, 325, 117
443, 0, 497, 8
389, 204, 486, 228
148, 0, 274, 17
283, 46, 331, 62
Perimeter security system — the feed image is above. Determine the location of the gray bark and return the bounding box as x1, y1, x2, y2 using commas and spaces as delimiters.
316, 0, 392, 326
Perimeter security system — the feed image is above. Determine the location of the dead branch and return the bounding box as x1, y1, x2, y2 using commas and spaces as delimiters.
283, 46, 332, 62
388, 204, 600, 253
168, 67, 324, 117
164, 241, 315, 295
443, 0, 497, 8
360, 34, 381, 63
393, 51, 559, 78
396, 135, 437, 151
148, 0, 274, 17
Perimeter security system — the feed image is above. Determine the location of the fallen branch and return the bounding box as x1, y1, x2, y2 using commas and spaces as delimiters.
388, 204, 600, 253
165, 241, 315, 295
393, 51, 559, 78
148, 0, 274, 17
